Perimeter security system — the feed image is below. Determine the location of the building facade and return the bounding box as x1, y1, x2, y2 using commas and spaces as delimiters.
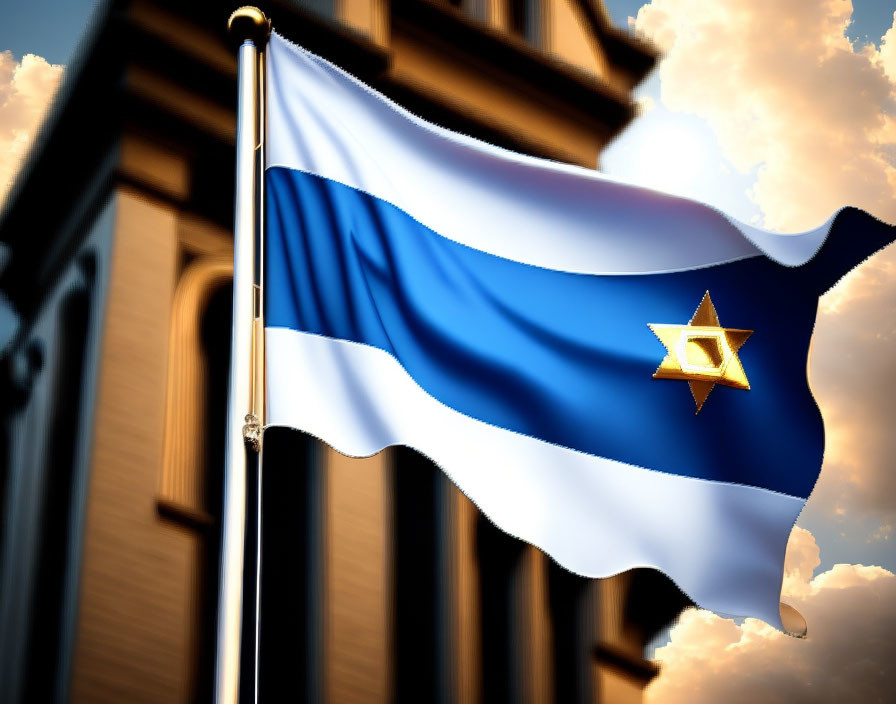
0, 1, 687, 702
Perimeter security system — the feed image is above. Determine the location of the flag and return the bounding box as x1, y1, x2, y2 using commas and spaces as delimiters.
263, 31, 895, 631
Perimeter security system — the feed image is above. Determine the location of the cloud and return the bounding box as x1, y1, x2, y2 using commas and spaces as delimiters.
646, 528, 896, 704
782, 526, 821, 599
632, 0, 896, 232
880, 13, 896, 83
636, 95, 656, 115
0, 51, 63, 205
806, 242, 896, 525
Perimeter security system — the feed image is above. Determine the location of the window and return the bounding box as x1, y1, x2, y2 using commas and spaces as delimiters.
508, 0, 543, 46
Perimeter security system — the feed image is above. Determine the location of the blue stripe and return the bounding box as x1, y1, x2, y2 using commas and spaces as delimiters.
266, 167, 833, 497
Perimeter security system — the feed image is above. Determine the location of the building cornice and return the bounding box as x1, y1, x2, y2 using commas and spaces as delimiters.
577, 0, 658, 83
392, 0, 637, 137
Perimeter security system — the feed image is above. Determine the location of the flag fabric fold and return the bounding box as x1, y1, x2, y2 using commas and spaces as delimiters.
263, 31, 895, 630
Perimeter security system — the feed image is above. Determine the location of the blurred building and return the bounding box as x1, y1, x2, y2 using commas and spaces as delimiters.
0, 1, 687, 702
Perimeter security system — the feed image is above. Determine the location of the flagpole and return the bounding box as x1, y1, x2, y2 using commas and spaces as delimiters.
218, 7, 269, 704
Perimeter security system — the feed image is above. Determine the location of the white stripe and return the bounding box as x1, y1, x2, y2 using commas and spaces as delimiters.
265, 327, 803, 627
266, 32, 833, 276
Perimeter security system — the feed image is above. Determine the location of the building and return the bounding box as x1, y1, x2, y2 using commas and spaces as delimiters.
0, 1, 687, 702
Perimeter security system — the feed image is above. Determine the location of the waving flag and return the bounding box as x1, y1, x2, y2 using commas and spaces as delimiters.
262, 31, 895, 632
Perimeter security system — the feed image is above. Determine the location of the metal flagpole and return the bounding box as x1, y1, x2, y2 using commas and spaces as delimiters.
218, 7, 269, 704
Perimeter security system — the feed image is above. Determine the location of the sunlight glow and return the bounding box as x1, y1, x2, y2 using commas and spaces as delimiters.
632, 121, 710, 198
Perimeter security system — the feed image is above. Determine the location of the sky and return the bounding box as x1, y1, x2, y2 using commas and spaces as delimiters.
0, 0, 895, 701
0, 0, 99, 66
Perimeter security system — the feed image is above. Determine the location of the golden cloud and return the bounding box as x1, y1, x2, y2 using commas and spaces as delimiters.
809, 242, 896, 523
646, 528, 896, 704
879, 12, 896, 82
632, 0, 896, 232
781, 526, 821, 599
0, 51, 63, 205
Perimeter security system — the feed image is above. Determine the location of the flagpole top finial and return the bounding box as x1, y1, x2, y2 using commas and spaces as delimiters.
228, 6, 270, 46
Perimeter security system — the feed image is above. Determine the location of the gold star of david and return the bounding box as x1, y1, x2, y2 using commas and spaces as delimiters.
648, 292, 753, 413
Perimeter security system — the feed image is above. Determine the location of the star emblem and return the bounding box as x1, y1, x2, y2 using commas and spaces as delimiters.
648, 292, 753, 413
